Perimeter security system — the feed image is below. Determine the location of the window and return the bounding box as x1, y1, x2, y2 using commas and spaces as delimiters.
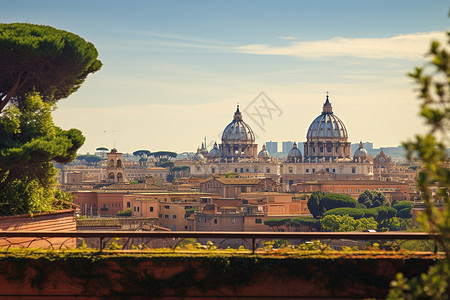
231, 218, 236, 224
184, 226, 188, 230
255, 218, 262, 224
137, 207, 140, 212
289, 167, 293, 174
133, 207, 136, 211
289, 180, 293, 186
164, 205, 170, 209
320, 147, 323, 152
352, 167, 356, 174
214, 219, 217, 224
198, 218, 201, 223
235, 168, 238, 172
212, 168, 215, 174
266, 168, 270, 173
254, 168, 258, 173
333, 169, 336, 173
150, 207, 154, 212
240, 168, 244, 173
327, 147, 332, 152
173, 215, 176, 219
312, 169, 315, 173
241, 186, 246, 192
196, 167, 200, 171
306, 169, 309, 173
326, 168, 329, 172
165, 215, 169, 219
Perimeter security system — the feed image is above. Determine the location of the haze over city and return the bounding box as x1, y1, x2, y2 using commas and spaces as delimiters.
2, 0, 449, 153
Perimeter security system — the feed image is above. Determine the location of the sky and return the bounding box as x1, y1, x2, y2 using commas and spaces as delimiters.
2, 0, 449, 154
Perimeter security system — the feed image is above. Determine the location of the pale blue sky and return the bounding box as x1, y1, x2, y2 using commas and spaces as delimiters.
1, 1, 449, 153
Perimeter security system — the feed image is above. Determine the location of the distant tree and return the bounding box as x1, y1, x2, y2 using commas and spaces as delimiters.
321, 193, 356, 211
393, 201, 413, 219
159, 161, 174, 168
0, 23, 102, 112
151, 151, 177, 161
323, 207, 365, 219
76, 155, 102, 166
291, 216, 321, 231
358, 190, 390, 208
307, 191, 324, 219
133, 150, 151, 167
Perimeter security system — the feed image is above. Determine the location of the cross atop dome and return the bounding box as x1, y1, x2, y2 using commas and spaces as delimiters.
322, 93, 333, 114
233, 104, 243, 121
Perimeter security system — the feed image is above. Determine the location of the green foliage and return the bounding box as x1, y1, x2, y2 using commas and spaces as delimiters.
371, 206, 397, 222
307, 191, 325, 219
159, 161, 174, 168
379, 217, 401, 231
290, 216, 321, 230
0, 93, 84, 215
321, 193, 356, 211
389, 28, 450, 298
323, 207, 365, 219
355, 203, 367, 209
185, 208, 198, 216
399, 207, 413, 219
116, 209, 132, 217
394, 201, 413, 219
0, 23, 102, 112
388, 260, 449, 300
358, 190, 390, 208
320, 215, 377, 232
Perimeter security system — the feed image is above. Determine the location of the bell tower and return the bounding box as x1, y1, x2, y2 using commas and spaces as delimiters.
106, 148, 124, 182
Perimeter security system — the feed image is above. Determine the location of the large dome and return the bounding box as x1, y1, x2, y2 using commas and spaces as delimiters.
306, 96, 348, 139
222, 105, 255, 143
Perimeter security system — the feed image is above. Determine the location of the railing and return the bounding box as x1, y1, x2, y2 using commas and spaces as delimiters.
0, 231, 441, 254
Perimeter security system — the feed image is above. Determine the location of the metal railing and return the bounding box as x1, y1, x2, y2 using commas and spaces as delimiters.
0, 231, 441, 254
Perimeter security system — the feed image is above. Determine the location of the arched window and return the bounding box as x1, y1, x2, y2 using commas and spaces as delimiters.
117, 172, 123, 182
109, 159, 115, 167
108, 172, 115, 180
116, 159, 123, 168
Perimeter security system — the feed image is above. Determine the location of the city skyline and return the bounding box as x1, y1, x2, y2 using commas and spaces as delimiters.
2, 0, 449, 153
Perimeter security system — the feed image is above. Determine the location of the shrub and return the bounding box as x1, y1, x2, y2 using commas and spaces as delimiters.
321, 193, 356, 211
372, 206, 397, 222
116, 209, 132, 216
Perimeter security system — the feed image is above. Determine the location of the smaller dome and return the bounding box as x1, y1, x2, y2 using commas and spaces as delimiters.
209, 142, 221, 158
354, 141, 369, 159
193, 148, 205, 161
287, 142, 302, 161
258, 144, 270, 158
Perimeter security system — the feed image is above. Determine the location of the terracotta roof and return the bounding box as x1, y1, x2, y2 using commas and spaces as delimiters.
77, 219, 121, 227
102, 183, 165, 190
212, 178, 268, 185
294, 180, 407, 186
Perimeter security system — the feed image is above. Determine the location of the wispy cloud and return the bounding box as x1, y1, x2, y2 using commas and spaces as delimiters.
120, 29, 232, 45
236, 31, 447, 60
279, 36, 296, 40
